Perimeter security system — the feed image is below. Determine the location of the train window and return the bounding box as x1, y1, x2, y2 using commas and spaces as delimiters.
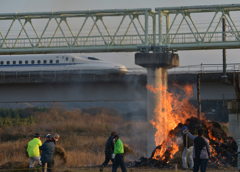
31, 60, 35, 64
56, 60, 59, 63
7, 61, 10, 65
37, 60, 41, 64
72, 58, 74, 62
88, 57, 99, 60
66, 57, 68, 61
56, 56, 59, 58
19, 61, 22, 64
43, 60, 47, 64
25, 61, 28, 64
50, 60, 53, 64
1, 61, 3, 65
13, 61, 16, 64
62, 56, 64, 59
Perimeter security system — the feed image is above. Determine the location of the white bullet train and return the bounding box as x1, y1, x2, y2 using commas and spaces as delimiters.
0, 54, 128, 75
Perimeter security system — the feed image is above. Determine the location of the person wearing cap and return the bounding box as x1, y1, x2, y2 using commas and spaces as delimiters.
181, 126, 194, 170
52, 134, 60, 145
100, 132, 117, 172
39, 134, 55, 172
182, 128, 211, 172
27, 133, 42, 171
112, 135, 127, 172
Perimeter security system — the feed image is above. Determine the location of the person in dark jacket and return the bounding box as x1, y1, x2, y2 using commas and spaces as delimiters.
181, 126, 194, 170
39, 134, 55, 172
183, 128, 211, 172
100, 132, 117, 171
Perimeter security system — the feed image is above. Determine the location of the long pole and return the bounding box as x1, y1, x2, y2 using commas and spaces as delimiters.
222, 18, 226, 75
186, 134, 188, 172
197, 74, 201, 119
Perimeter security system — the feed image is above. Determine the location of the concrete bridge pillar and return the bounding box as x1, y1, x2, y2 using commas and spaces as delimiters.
227, 101, 240, 141
227, 100, 240, 170
135, 52, 179, 157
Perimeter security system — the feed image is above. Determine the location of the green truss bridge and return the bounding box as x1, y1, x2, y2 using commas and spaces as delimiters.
1, 3, 240, 54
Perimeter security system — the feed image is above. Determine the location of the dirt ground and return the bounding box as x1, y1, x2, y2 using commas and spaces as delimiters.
51, 166, 239, 172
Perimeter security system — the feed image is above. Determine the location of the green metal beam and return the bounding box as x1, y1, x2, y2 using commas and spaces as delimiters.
0, 4, 240, 54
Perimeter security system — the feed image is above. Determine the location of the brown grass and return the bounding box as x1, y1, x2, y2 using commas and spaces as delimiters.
55, 145, 67, 164
124, 144, 136, 156
0, 107, 147, 168
0, 161, 31, 172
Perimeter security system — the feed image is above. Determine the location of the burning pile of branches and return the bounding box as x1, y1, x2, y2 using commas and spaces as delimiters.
131, 117, 237, 168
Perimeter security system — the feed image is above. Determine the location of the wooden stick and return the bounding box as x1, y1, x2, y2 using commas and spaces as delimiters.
44, 163, 47, 172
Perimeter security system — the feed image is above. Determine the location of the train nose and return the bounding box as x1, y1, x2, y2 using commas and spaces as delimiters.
115, 65, 128, 74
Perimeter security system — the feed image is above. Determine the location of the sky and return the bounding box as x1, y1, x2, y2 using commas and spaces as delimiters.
1, 0, 240, 68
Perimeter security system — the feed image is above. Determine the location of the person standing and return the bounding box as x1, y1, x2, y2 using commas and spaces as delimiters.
52, 134, 60, 145
27, 133, 42, 171
181, 126, 194, 170
100, 132, 117, 171
39, 134, 55, 172
112, 135, 127, 172
183, 128, 211, 172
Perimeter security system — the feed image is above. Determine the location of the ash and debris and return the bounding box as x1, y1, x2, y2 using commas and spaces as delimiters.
128, 117, 238, 169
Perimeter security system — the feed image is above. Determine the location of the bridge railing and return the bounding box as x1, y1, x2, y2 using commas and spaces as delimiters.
168, 63, 240, 74
1, 31, 239, 49
0, 63, 239, 80
0, 34, 150, 48
164, 31, 240, 45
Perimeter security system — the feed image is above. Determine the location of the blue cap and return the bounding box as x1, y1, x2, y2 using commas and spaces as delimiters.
181, 126, 188, 130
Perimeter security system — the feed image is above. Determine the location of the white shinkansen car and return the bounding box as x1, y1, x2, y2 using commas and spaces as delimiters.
0, 54, 128, 75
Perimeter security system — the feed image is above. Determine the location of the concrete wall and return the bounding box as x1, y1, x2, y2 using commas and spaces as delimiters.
0, 73, 236, 102
0, 82, 146, 103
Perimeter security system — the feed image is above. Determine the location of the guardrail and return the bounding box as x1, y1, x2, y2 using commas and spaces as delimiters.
168, 63, 240, 74
128, 63, 240, 74
0, 63, 239, 79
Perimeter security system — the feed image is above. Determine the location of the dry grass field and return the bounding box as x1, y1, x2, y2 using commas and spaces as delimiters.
0, 107, 147, 168
0, 107, 236, 172
36, 166, 240, 172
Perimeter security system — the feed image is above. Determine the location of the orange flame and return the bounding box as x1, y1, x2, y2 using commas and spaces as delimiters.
147, 83, 198, 160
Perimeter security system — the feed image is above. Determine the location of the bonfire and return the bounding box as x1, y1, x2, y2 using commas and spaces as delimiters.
130, 83, 238, 168
131, 117, 237, 168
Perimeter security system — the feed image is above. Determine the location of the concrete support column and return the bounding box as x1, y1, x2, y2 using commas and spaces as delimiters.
146, 67, 168, 156
227, 100, 240, 170
228, 100, 240, 140
135, 52, 179, 157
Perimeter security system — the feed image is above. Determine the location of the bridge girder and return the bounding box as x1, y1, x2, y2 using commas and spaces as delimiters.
1, 4, 240, 54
